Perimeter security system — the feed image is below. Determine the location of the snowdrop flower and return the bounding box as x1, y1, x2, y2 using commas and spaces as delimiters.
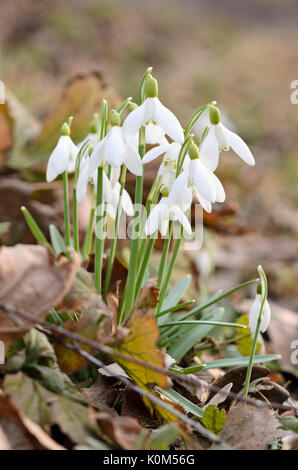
184, 142, 225, 205
145, 171, 192, 236
249, 266, 271, 335
46, 122, 79, 182
199, 106, 255, 172
89, 110, 143, 176
249, 288, 271, 335
123, 76, 184, 145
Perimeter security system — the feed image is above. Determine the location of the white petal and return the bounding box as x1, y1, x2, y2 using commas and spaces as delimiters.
167, 170, 188, 205
76, 159, 89, 203
145, 122, 165, 145
214, 123, 230, 150
170, 205, 192, 235
110, 166, 121, 188
102, 170, 113, 202
46, 137, 69, 182
223, 125, 255, 166
249, 294, 262, 334
122, 102, 146, 135
89, 137, 107, 175
46, 155, 58, 182
199, 126, 220, 171
105, 126, 126, 167
212, 173, 225, 203
190, 159, 216, 203
124, 142, 143, 176
260, 300, 271, 333
194, 189, 212, 213
125, 132, 139, 151
154, 98, 184, 144
121, 189, 134, 216
142, 143, 169, 164
166, 142, 182, 162
145, 204, 162, 235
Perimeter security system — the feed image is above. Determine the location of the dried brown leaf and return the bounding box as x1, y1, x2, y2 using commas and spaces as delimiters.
221, 401, 294, 450
0, 244, 80, 348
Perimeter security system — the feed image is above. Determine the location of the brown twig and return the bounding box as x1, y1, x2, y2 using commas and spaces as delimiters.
0, 302, 296, 415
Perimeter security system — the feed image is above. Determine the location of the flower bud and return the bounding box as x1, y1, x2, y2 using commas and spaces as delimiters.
145, 76, 158, 98
110, 109, 121, 127
188, 142, 200, 160
128, 102, 138, 113
60, 122, 70, 136
161, 186, 169, 197
209, 105, 221, 125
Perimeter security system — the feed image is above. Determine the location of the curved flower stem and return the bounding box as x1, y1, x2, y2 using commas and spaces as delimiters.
184, 102, 216, 138
103, 165, 127, 302
82, 188, 96, 257
243, 267, 268, 397
62, 171, 71, 255
94, 166, 104, 294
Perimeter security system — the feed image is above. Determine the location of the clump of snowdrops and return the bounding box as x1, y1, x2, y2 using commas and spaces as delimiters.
22, 67, 272, 395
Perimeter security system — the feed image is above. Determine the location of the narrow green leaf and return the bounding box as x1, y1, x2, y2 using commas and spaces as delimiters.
159, 320, 247, 329
202, 354, 281, 370
156, 300, 196, 318
158, 275, 191, 325
167, 308, 224, 361
49, 224, 67, 256
156, 387, 204, 419
21, 206, 52, 251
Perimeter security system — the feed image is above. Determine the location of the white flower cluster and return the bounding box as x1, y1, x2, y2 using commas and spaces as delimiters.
46, 73, 255, 236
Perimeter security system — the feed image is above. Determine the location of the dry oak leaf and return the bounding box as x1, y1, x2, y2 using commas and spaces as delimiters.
0, 244, 80, 348
221, 401, 295, 450
0, 393, 64, 450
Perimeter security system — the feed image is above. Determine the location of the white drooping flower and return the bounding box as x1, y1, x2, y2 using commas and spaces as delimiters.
88, 111, 143, 177
46, 123, 79, 182
123, 76, 184, 145
183, 143, 225, 206
249, 265, 271, 335
145, 171, 192, 236
249, 294, 271, 335
199, 106, 255, 172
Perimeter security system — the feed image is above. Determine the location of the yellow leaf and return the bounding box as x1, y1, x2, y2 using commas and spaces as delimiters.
113, 313, 175, 420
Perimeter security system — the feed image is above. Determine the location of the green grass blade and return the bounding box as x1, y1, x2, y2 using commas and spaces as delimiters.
156, 387, 204, 419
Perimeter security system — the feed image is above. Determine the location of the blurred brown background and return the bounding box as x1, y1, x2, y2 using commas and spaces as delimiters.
0, 0, 298, 312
